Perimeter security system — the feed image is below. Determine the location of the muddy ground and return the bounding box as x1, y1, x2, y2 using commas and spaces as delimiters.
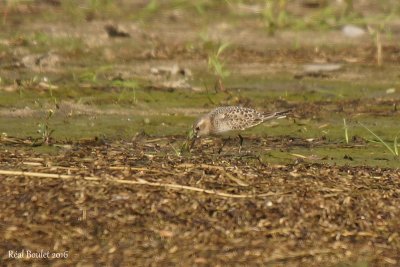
1, 1, 400, 266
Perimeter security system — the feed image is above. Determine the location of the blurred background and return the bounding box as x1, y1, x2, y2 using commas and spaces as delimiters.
1, 0, 400, 146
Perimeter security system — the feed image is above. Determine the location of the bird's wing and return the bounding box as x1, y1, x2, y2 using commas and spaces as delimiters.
214, 108, 264, 131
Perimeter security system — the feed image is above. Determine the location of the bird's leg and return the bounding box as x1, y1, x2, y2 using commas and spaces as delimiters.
218, 138, 229, 154
238, 134, 244, 153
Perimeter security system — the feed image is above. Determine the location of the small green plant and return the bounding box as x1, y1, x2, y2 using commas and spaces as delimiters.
16, 76, 39, 97
359, 122, 399, 156
180, 127, 196, 154
170, 144, 182, 157
207, 42, 230, 91
262, 0, 288, 35
113, 80, 139, 104
36, 109, 55, 146
79, 71, 98, 83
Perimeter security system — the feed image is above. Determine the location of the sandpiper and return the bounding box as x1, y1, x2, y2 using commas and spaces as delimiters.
192, 106, 289, 152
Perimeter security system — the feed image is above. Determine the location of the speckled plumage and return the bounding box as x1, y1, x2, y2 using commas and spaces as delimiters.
193, 106, 289, 137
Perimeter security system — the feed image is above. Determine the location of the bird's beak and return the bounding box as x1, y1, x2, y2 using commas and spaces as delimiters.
194, 130, 201, 139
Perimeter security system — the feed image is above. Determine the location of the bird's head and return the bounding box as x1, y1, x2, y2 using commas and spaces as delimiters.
192, 116, 211, 138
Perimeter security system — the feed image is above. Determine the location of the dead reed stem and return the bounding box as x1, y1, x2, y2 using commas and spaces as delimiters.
0, 169, 284, 199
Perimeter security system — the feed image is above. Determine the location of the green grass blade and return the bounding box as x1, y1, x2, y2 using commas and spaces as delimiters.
217, 42, 230, 57
359, 122, 396, 156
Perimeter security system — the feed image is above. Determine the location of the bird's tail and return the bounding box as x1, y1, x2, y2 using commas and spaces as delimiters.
262, 110, 291, 121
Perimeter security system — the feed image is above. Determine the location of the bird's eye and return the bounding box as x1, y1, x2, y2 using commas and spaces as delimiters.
195, 126, 200, 131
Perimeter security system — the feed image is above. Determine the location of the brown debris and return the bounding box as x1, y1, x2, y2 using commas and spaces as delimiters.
1, 139, 399, 266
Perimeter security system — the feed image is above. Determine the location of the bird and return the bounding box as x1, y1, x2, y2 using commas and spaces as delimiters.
192, 106, 290, 153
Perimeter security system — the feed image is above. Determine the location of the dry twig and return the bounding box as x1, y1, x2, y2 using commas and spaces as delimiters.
0, 169, 285, 199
